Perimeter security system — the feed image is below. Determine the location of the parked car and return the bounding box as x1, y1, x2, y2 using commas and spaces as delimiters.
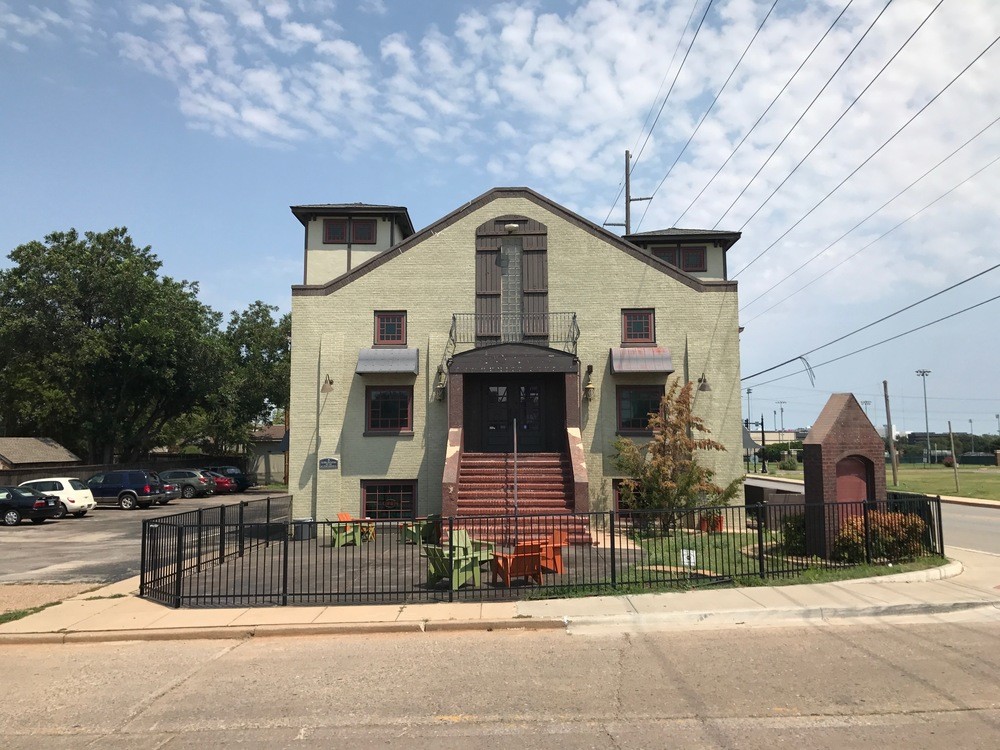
85, 470, 163, 510
18, 477, 96, 518
0, 486, 61, 526
159, 469, 212, 499
158, 478, 180, 505
204, 471, 237, 494
201, 465, 255, 492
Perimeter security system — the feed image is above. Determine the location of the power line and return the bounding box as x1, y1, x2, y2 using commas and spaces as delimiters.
739, 117, 1000, 314
732, 31, 1000, 278
630, 0, 716, 173
603, 0, 702, 228
673, 0, 855, 227
743, 292, 1000, 387
733, 0, 945, 233
711, 0, 893, 230
635, 0, 780, 232
741, 259, 1000, 382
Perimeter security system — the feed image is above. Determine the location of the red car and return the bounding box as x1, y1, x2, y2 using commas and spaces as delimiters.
206, 472, 237, 493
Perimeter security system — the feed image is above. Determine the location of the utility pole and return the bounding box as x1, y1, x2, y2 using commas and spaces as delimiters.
916, 369, 931, 466
883, 380, 898, 487
948, 421, 960, 494
603, 150, 652, 235
776, 400, 786, 450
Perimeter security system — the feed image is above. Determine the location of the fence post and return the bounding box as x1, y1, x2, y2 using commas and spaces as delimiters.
609, 511, 616, 588
862, 500, 873, 565
265, 496, 272, 547
281, 521, 290, 606
139, 519, 148, 597
196, 508, 203, 573
756, 501, 767, 579
173, 524, 185, 609
219, 503, 227, 562
238, 501, 246, 558
447, 515, 454, 603
934, 495, 945, 555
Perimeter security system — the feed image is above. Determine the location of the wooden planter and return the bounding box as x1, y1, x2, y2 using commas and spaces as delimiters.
699, 515, 724, 533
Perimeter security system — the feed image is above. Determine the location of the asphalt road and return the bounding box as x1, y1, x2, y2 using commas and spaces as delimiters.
2, 619, 999, 748
940, 502, 1000, 554
0, 491, 277, 584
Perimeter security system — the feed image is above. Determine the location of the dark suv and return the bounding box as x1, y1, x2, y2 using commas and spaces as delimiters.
201, 465, 255, 492
86, 470, 164, 510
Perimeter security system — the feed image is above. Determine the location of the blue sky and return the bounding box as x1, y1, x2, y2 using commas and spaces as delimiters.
3, 0, 1000, 438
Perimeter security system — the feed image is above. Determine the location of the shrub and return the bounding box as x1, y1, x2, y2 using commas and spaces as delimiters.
942, 455, 955, 468
778, 457, 798, 471
832, 510, 928, 563
781, 513, 807, 555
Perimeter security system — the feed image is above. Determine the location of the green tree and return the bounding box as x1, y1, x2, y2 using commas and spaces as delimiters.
0, 228, 226, 461
612, 380, 742, 528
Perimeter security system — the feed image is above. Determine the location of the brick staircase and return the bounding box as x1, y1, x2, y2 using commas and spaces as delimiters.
454, 452, 592, 545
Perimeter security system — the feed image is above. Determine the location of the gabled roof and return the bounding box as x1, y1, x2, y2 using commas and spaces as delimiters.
0, 437, 81, 467
292, 187, 737, 297
804, 393, 879, 445
625, 227, 742, 251
290, 202, 415, 236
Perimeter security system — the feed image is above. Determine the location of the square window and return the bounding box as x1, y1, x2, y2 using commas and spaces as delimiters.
681, 246, 707, 272
374, 311, 406, 345
323, 218, 347, 244
351, 219, 377, 244
616, 385, 663, 432
366, 386, 413, 433
621, 309, 655, 344
361, 481, 416, 520
652, 247, 678, 266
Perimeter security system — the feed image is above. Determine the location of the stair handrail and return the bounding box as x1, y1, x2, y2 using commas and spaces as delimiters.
512, 417, 518, 545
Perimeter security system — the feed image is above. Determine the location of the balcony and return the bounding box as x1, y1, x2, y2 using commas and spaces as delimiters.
450, 312, 579, 354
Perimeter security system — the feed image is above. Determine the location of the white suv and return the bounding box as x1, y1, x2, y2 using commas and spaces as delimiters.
19, 478, 96, 519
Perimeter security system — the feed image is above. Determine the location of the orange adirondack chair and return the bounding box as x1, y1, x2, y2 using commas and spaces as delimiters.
491, 542, 544, 587
540, 529, 567, 574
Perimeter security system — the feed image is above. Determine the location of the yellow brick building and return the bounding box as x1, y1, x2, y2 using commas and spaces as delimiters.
288, 187, 742, 522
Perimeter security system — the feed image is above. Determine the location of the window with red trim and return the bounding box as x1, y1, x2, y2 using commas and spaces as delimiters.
361, 480, 416, 520
621, 309, 655, 344
681, 246, 707, 272
351, 219, 377, 244
374, 311, 406, 345
616, 385, 663, 432
323, 219, 347, 244
366, 386, 413, 433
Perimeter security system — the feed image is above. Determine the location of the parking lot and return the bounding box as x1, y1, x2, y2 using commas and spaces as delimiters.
0, 491, 278, 584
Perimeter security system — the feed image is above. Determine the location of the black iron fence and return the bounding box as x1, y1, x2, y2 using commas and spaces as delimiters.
139, 496, 944, 608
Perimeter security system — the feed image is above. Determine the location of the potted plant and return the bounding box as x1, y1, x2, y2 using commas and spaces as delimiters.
699, 509, 724, 533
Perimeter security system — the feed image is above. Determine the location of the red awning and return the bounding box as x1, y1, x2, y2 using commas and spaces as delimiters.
609, 347, 674, 374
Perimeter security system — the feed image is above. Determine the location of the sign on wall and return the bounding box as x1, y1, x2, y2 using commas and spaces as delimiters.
319, 457, 339, 470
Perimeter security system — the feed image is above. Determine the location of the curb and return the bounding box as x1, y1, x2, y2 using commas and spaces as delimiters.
845, 559, 963, 584
0, 616, 567, 646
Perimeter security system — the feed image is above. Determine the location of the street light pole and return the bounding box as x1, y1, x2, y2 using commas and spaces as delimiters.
746, 388, 752, 420
969, 419, 974, 453
916, 370, 931, 466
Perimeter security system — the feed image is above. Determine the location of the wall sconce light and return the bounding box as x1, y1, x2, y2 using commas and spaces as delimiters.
697, 373, 711, 392
504, 222, 519, 233
433, 366, 448, 401
320, 374, 334, 393
582, 364, 595, 401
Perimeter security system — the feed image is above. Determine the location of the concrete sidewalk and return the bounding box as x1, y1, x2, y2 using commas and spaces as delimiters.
2, 546, 998, 644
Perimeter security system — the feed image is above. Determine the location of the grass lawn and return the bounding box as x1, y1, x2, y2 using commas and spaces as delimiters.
757, 463, 1000, 502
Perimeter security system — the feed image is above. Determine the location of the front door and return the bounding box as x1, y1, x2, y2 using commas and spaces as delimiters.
484, 379, 544, 452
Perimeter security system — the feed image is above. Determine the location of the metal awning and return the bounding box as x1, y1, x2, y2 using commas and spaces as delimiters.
356, 348, 420, 375
743, 426, 761, 452
609, 347, 674, 374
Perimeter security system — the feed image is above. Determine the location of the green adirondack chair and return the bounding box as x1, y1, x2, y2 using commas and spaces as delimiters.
424, 543, 480, 590
399, 513, 442, 545
449, 529, 495, 567
326, 518, 361, 548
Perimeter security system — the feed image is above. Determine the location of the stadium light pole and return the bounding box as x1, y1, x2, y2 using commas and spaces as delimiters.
969, 419, 974, 453
916, 370, 931, 466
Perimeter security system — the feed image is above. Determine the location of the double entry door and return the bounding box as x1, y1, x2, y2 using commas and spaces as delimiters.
483, 378, 544, 453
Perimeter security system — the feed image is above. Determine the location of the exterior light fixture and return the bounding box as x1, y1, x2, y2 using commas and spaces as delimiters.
504, 222, 519, 233
583, 383, 596, 401
697, 373, 711, 392
320, 374, 334, 393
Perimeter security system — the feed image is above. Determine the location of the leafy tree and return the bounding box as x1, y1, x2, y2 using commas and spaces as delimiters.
0, 228, 227, 461
612, 380, 742, 528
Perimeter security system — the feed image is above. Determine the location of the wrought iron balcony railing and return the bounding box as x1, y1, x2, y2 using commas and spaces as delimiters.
450, 312, 579, 353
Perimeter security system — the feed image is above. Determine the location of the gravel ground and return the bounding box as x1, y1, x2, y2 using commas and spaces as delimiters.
0, 583, 97, 614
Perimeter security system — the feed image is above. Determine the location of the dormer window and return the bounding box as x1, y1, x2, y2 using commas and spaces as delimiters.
323, 218, 378, 244
653, 246, 706, 272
